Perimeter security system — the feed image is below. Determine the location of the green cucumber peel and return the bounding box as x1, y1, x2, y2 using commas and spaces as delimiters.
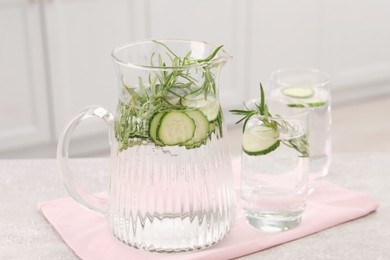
230, 83, 308, 156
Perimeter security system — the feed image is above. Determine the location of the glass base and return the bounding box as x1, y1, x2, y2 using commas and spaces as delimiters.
245, 211, 303, 232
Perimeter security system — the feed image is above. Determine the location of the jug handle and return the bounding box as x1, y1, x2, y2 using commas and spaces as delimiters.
57, 106, 115, 215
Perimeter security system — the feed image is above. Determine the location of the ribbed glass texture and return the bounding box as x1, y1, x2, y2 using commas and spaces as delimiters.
107, 135, 235, 252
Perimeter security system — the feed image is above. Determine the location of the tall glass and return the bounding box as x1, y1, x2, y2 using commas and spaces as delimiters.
57, 40, 236, 252
241, 97, 309, 232
270, 68, 331, 192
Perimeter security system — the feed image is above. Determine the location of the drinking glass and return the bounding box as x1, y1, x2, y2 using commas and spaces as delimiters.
241, 97, 309, 232
270, 68, 331, 192
57, 40, 236, 252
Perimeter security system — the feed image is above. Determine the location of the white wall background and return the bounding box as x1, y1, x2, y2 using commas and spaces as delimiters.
1, 0, 390, 158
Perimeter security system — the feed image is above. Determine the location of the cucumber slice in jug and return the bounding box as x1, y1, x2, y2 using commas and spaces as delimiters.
149, 112, 165, 145
242, 125, 280, 156
181, 94, 220, 121
157, 111, 195, 146
282, 87, 314, 98
184, 110, 210, 148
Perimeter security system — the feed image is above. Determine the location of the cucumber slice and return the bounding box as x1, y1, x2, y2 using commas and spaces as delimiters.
242, 125, 280, 156
184, 110, 210, 148
149, 112, 165, 145
209, 122, 216, 134
157, 111, 195, 146
288, 97, 327, 108
181, 94, 220, 121
282, 87, 314, 98
201, 101, 220, 122
306, 98, 327, 108
282, 87, 327, 108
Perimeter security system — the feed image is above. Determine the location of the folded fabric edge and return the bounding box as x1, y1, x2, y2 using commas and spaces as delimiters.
37, 204, 91, 259
204, 206, 378, 260
185, 189, 380, 260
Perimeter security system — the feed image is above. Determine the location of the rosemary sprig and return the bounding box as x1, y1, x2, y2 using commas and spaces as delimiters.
230, 83, 277, 133
197, 45, 224, 63
230, 83, 308, 157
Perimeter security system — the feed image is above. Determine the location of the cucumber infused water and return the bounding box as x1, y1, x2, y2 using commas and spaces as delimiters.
270, 68, 332, 192
231, 84, 310, 232
58, 40, 236, 252
273, 87, 331, 185
107, 40, 236, 251
241, 119, 309, 232
114, 42, 224, 151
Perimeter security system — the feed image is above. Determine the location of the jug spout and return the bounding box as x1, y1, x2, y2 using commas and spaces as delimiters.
217, 46, 233, 65
182, 40, 232, 69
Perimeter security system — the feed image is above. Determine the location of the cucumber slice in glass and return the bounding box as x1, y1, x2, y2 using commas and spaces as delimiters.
288, 97, 327, 108
306, 99, 327, 108
242, 125, 280, 156
157, 111, 195, 146
282, 87, 314, 98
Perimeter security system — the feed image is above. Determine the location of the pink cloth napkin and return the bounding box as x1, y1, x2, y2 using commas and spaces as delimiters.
39, 160, 378, 260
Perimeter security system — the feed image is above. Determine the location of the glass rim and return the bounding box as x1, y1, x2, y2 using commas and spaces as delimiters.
111, 39, 232, 71
246, 96, 310, 121
270, 67, 331, 88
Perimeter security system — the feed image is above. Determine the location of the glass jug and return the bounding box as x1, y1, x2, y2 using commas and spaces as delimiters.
57, 40, 236, 252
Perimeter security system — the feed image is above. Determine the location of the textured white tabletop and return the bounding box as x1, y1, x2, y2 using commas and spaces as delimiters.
0, 153, 389, 260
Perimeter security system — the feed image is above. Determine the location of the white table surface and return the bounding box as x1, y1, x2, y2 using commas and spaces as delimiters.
1, 153, 389, 260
